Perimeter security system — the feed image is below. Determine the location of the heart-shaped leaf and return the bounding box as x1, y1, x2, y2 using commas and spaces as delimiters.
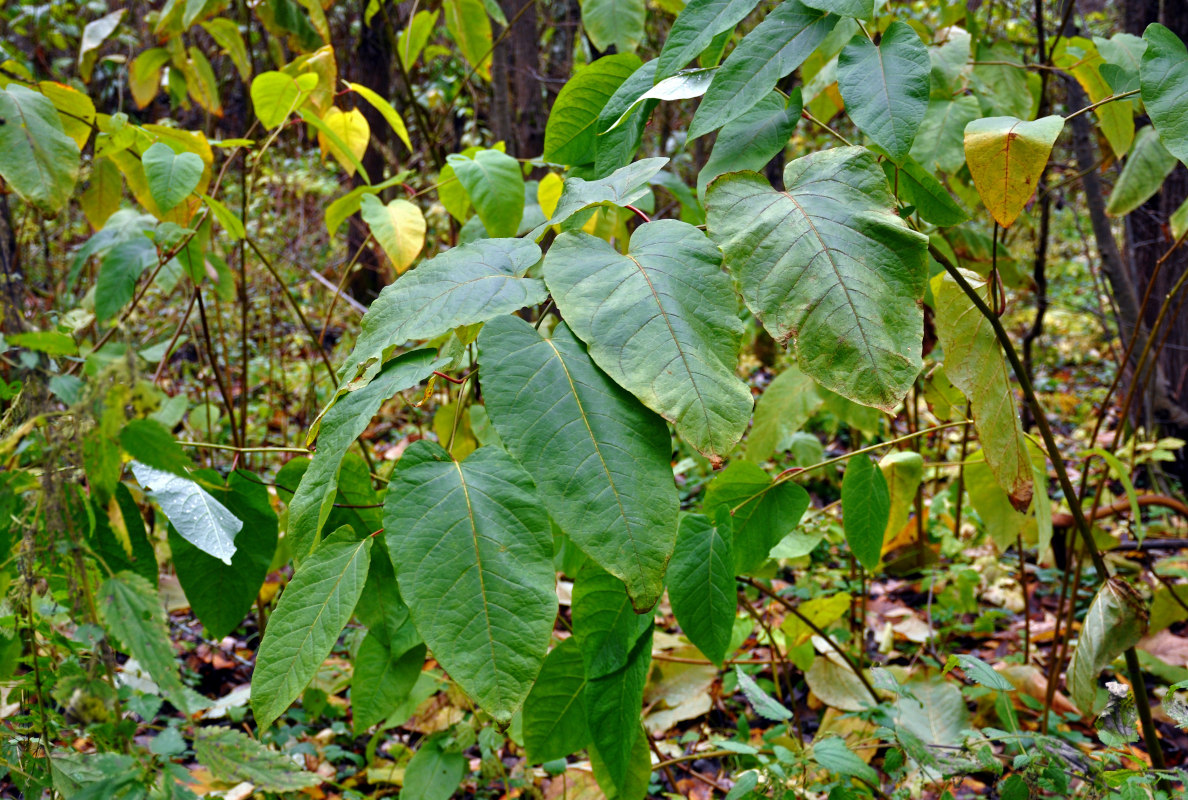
142, 142, 203, 213
360, 195, 426, 273
964, 115, 1064, 228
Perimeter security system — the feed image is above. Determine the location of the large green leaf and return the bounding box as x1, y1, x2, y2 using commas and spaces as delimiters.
193, 728, 318, 792
572, 562, 654, 680
1068, 578, 1147, 715
594, 61, 660, 178
354, 547, 419, 652
141, 142, 203, 214
131, 461, 241, 565
251, 525, 373, 729
656, 0, 763, 80
0, 84, 80, 215
383, 442, 556, 721
522, 637, 591, 763
351, 633, 426, 732
287, 350, 441, 559
688, 0, 836, 140
585, 624, 652, 794
934, 272, 1033, 512
841, 454, 890, 571
837, 21, 930, 162
698, 90, 801, 201
745, 363, 823, 464
170, 470, 278, 640
531, 157, 669, 237
703, 461, 810, 572
1106, 125, 1178, 217
909, 96, 981, 174
545, 54, 642, 166
277, 453, 383, 541
580, 0, 645, 53
801, 0, 872, 17
707, 146, 928, 411
590, 728, 652, 800
668, 510, 735, 666
447, 149, 526, 237
1141, 23, 1188, 165
964, 115, 1064, 228
480, 316, 678, 610
544, 219, 751, 460
99, 572, 192, 712
337, 238, 544, 386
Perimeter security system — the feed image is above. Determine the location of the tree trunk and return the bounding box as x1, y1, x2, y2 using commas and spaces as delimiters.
1125, 0, 1188, 485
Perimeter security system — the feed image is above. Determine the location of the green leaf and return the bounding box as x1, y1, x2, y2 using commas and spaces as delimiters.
480, 316, 678, 610
250, 71, 317, 129
131, 461, 241, 564
934, 271, 1033, 511
883, 156, 969, 226
403, 735, 467, 800
1068, 578, 1148, 715
837, 21, 930, 162
544, 220, 751, 460
99, 571, 191, 711
201, 19, 251, 80
965, 452, 1027, 550
698, 90, 802, 201
522, 638, 591, 763
119, 418, 190, 477
444, 0, 493, 80
545, 54, 641, 166
745, 363, 822, 464
572, 562, 653, 680
594, 61, 660, 178
736, 665, 792, 720
531, 157, 669, 237
142, 142, 203, 214
288, 350, 440, 560
590, 725, 652, 800
812, 737, 879, 787
201, 193, 245, 240
355, 547, 419, 651
580, 0, 645, 53
383, 443, 557, 721
1141, 23, 1188, 165
656, 0, 763, 81
277, 453, 382, 541
689, 0, 836, 140
0, 84, 80, 215
801, 0, 872, 17
170, 470, 278, 640
1106, 125, 1178, 217
352, 633, 426, 732
585, 624, 652, 793
338, 238, 544, 387
878, 451, 923, 543
193, 727, 319, 791
251, 525, 373, 729
95, 236, 157, 322
359, 195, 426, 273
446, 149, 525, 237
668, 511, 735, 666
964, 115, 1064, 228
910, 96, 981, 174
606, 68, 715, 132
947, 653, 1014, 692
7, 330, 77, 357
89, 484, 158, 587
841, 455, 890, 571
703, 461, 810, 572
707, 146, 928, 411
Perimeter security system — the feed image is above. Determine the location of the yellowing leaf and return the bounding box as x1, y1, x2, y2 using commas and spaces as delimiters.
317, 107, 370, 177
781, 593, 851, 646
39, 81, 96, 149
879, 451, 923, 545
443, 0, 493, 81
360, 195, 426, 273
964, 115, 1064, 228
128, 48, 171, 109
537, 172, 563, 218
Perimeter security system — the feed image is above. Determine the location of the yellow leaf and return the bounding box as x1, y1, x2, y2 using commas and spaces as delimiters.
781, 592, 852, 646
964, 115, 1063, 228
537, 172, 563, 218
359, 195, 426, 273
317, 107, 370, 177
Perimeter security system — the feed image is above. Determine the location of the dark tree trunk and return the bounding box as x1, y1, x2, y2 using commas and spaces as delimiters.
1124, 0, 1188, 485
345, 0, 396, 303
